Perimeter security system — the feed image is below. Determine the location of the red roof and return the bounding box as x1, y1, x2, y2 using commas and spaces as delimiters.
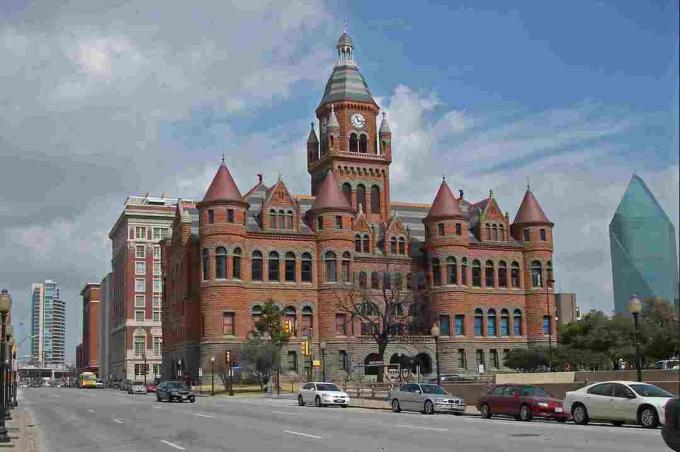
426, 179, 464, 219
513, 189, 550, 224
202, 163, 244, 203
311, 170, 352, 210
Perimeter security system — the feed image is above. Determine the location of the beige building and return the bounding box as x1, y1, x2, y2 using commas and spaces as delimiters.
555, 293, 580, 325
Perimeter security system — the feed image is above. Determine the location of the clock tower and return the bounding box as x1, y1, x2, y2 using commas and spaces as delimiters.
307, 31, 392, 223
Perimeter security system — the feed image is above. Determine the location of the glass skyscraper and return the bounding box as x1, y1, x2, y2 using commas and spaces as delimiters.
31, 280, 66, 366
609, 175, 679, 315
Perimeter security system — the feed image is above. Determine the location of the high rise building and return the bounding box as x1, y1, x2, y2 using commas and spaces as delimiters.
76, 283, 101, 375
30, 280, 66, 367
99, 273, 113, 383
555, 293, 580, 325
610, 174, 679, 315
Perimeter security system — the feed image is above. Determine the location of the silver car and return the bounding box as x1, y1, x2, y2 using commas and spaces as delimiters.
389, 383, 466, 415
298, 382, 350, 407
129, 381, 147, 394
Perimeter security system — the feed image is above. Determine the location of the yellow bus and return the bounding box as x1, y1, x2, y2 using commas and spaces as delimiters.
78, 372, 97, 388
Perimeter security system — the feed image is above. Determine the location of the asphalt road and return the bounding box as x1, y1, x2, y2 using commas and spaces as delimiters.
21, 387, 669, 452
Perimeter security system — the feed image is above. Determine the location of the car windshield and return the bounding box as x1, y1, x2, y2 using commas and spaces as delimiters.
167, 382, 188, 390
630, 384, 673, 398
420, 385, 447, 395
316, 383, 341, 392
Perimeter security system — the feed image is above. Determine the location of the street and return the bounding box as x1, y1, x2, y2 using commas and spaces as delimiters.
21, 387, 668, 451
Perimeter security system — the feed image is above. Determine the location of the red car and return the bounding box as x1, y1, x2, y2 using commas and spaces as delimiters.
477, 384, 569, 422
146, 382, 158, 393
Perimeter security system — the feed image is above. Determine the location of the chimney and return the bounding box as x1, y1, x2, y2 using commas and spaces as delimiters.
257, 173, 263, 184
458, 190, 464, 199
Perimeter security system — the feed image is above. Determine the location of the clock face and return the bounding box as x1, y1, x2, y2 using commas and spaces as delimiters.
351, 113, 366, 129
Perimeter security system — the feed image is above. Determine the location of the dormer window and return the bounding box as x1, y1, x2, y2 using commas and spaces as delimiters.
317, 216, 324, 231
540, 229, 547, 241
523, 230, 530, 241
455, 223, 462, 236
227, 209, 234, 223
335, 215, 342, 230
208, 210, 214, 224
438, 223, 445, 236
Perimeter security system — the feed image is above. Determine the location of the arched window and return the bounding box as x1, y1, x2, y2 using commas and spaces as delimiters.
531, 260, 543, 288
446, 256, 457, 285
324, 251, 337, 282
474, 308, 484, 336
285, 211, 294, 230
358, 271, 367, 288
269, 210, 277, 229
251, 305, 262, 326
251, 250, 263, 281
268, 251, 280, 282
215, 247, 227, 279
342, 251, 351, 283
472, 260, 481, 287
301, 252, 313, 282
383, 272, 392, 290
202, 248, 209, 281
485, 224, 491, 241
371, 272, 380, 289
413, 353, 432, 374
500, 309, 509, 336
487, 309, 497, 336
370, 186, 381, 214
461, 258, 468, 286
499, 225, 505, 241
284, 306, 296, 336
511, 261, 520, 288
492, 224, 498, 241
232, 247, 242, 279
349, 133, 358, 152
406, 273, 413, 290
362, 235, 370, 253
285, 252, 296, 282
329, 135, 335, 149
278, 209, 285, 230
380, 140, 386, 155
390, 237, 397, 254
364, 353, 382, 376
302, 306, 313, 336
356, 184, 366, 212
498, 261, 507, 288
432, 257, 441, 286
513, 309, 523, 336
398, 237, 406, 255
485, 260, 495, 287
355, 235, 362, 252
359, 134, 368, 153
547, 261, 554, 288
342, 183, 352, 206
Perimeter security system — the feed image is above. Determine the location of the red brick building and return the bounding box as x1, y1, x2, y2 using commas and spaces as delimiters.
77, 283, 101, 375
161, 32, 556, 381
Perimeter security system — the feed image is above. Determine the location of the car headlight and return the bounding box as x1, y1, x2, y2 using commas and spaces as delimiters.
537, 402, 549, 408
170, 391, 178, 396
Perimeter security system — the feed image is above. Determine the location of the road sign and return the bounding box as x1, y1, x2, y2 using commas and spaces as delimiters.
312, 360, 321, 367
198, 367, 203, 377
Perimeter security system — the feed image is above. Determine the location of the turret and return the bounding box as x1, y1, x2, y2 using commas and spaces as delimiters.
511, 188, 553, 247
379, 112, 392, 158
307, 122, 319, 163
423, 178, 469, 245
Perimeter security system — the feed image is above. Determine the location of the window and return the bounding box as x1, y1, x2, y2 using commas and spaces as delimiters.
324, 251, 337, 282
406, 273, 413, 290
285, 211, 293, 229
349, 133, 358, 152
284, 252, 296, 282
278, 210, 285, 229
153, 262, 161, 276
317, 216, 324, 230
335, 215, 342, 230
153, 308, 161, 322
301, 253, 313, 282
135, 261, 146, 275
358, 272, 367, 288
269, 210, 277, 229
371, 272, 380, 289
338, 351, 348, 371
342, 183, 352, 205
135, 226, 147, 240
302, 306, 313, 336
540, 228, 546, 241
356, 184, 366, 212
500, 309, 509, 336
490, 350, 499, 368
215, 247, 227, 279
232, 248, 242, 279
153, 364, 161, 376
531, 261, 543, 288
227, 209, 234, 223
135, 295, 145, 308
513, 309, 523, 336
342, 252, 351, 283
472, 260, 481, 287
135, 245, 146, 258
499, 225, 505, 241
485, 260, 495, 287
439, 315, 450, 335
202, 248, 209, 281
398, 238, 405, 255
335, 314, 347, 335
383, 272, 392, 290
487, 309, 497, 336
135, 278, 145, 292
461, 258, 468, 286
153, 295, 161, 308
355, 235, 362, 252
153, 245, 161, 260
223, 312, 235, 335
359, 134, 368, 153
498, 261, 507, 288
511, 262, 520, 288
474, 309, 483, 336
135, 310, 144, 322
587, 383, 613, 397
455, 223, 462, 236
361, 322, 376, 336
133, 333, 145, 356
458, 349, 467, 369
252, 251, 263, 281
153, 277, 162, 293
251, 305, 262, 326
523, 229, 529, 241
476, 350, 485, 368
438, 223, 445, 236
485, 224, 491, 240
492, 225, 498, 241
432, 258, 441, 286
153, 337, 162, 355
455, 315, 465, 335
208, 210, 214, 224
543, 316, 550, 335
369, 185, 382, 214
446, 257, 457, 285
268, 252, 280, 281
287, 351, 298, 372
152, 227, 168, 240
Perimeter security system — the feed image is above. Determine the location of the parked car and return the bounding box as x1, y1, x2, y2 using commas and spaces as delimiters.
146, 382, 158, 393
119, 379, 132, 392
129, 381, 147, 394
477, 384, 568, 422
95, 380, 105, 389
563, 381, 673, 428
662, 398, 680, 451
157, 381, 195, 403
389, 383, 465, 415
298, 382, 350, 407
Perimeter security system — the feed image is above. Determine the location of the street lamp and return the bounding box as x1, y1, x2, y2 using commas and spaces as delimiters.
320, 342, 326, 382
430, 322, 441, 386
210, 357, 215, 396
628, 294, 642, 382
0, 289, 12, 443
546, 278, 555, 372
177, 359, 182, 379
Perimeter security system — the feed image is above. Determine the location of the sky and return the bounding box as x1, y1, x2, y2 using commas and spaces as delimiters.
0, 0, 678, 364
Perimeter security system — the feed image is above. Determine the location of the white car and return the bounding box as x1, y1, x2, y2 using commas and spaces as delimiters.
563, 381, 673, 428
95, 380, 105, 389
298, 382, 350, 407
129, 381, 147, 395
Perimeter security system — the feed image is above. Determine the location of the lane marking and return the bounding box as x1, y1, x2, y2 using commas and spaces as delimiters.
284, 430, 323, 439
161, 439, 186, 450
396, 424, 448, 432
272, 411, 298, 415
151, 405, 162, 409
213, 403, 229, 407
112, 418, 124, 424
88, 409, 95, 413
195, 413, 214, 418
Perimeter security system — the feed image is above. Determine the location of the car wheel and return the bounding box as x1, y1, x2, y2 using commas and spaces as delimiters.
480, 403, 491, 419
424, 400, 435, 415
315, 396, 321, 407
519, 404, 533, 422
639, 406, 659, 429
392, 399, 401, 413
298, 395, 305, 406
611, 421, 624, 427
190, 397, 195, 403
572, 404, 589, 425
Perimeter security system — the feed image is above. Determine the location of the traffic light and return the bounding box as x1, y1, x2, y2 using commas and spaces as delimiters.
143, 364, 150, 375
225, 350, 231, 366
283, 319, 293, 335
301, 338, 311, 356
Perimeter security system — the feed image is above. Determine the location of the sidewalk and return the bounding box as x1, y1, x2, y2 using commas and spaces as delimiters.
0, 407, 41, 451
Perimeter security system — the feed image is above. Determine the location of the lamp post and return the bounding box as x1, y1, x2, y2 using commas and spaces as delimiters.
210, 357, 215, 396
6, 337, 13, 416
142, 352, 147, 388
4, 326, 12, 420
320, 342, 326, 382
177, 359, 182, 379
546, 278, 555, 372
0, 289, 12, 443
430, 322, 441, 386
628, 294, 642, 382
9, 338, 16, 408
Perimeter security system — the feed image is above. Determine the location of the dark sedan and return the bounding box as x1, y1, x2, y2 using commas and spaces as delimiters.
662, 398, 680, 451
156, 381, 195, 403
477, 384, 569, 422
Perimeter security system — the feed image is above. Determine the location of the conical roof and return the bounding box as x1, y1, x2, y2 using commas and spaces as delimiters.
327, 105, 340, 129
307, 123, 319, 143
337, 32, 353, 48
513, 189, 550, 225
311, 170, 352, 211
202, 162, 245, 204
379, 112, 391, 134
426, 179, 465, 219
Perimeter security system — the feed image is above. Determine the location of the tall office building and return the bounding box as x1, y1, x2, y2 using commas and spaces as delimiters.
609, 174, 679, 315
31, 280, 66, 367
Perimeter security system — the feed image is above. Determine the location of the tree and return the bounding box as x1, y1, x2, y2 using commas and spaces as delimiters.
503, 348, 548, 372
639, 297, 679, 364
253, 300, 290, 393
240, 335, 279, 390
